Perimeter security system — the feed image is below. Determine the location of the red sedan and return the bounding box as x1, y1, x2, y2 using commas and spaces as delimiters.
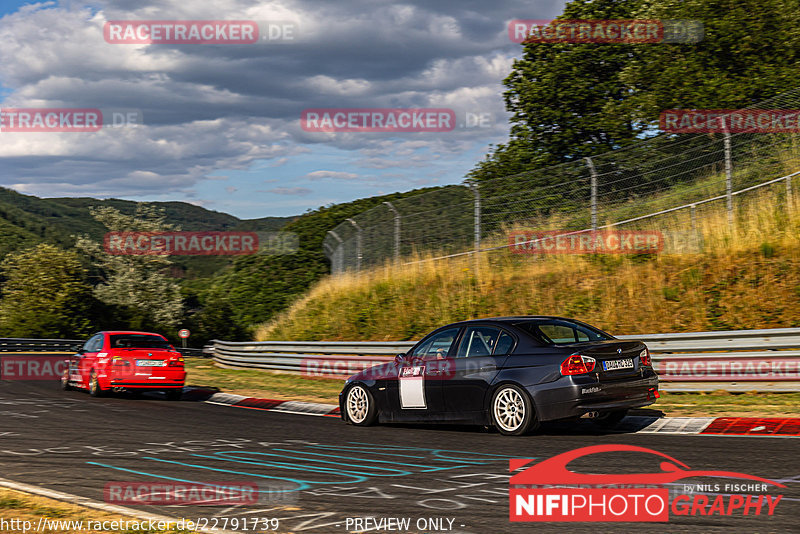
62, 331, 185, 399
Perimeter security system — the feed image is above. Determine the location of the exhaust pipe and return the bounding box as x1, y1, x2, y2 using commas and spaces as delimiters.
581, 411, 600, 419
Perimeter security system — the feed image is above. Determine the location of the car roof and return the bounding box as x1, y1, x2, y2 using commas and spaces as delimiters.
100, 331, 166, 336
448, 316, 581, 326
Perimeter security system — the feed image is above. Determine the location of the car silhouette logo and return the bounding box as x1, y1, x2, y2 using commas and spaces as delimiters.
509, 444, 786, 487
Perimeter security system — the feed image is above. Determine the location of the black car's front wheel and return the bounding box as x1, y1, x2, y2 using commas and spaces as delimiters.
491, 384, 539, 436
344, 384, 377, 426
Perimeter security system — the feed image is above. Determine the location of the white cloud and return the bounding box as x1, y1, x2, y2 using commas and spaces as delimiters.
0, 0, 568, 213
304, 170, 360, 181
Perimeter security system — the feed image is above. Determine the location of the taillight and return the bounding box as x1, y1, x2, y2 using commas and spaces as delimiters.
640, 347, 652, 367
560, 354, 596, 375
112, 357, 130, 366
168, 357, 184, 367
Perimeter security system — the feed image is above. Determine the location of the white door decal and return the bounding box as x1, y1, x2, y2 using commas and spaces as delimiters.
399, 366, 426, 409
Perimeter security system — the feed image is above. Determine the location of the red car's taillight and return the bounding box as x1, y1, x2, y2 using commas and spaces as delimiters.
640, 347, 652, 367
560, 354, 596, 375
168, 357, 185, 367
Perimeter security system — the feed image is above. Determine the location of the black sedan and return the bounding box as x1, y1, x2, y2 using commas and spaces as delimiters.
339, 316, 659, 435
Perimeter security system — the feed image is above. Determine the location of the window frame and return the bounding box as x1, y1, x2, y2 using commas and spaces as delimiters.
409, 326, 463, 359
455, 325, 518, 358
513, 319, 613, 346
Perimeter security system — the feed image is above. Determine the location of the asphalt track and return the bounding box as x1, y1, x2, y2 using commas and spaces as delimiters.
0, 378, 797, 534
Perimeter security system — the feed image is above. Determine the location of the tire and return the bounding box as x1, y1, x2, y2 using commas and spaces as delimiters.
490, 384, 539, 436
344, 384, 377, 426
88, 370, 105, 398
60, 369, 72, 391
595, 409, 628, 429
165, 389, 182, 401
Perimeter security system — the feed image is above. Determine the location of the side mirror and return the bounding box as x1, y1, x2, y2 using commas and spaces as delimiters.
394, 354, 407, 364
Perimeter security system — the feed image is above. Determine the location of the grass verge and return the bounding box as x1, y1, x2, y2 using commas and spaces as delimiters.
185, 359, 799, 417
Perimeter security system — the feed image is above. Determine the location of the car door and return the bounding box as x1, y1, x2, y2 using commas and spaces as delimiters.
77, 333, 102, 387
385, 326, 461, 419
443, 326, 516, 417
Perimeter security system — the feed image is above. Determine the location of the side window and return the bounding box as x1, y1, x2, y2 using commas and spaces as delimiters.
457, 327, 501, 358
84, 334, 102, 352
494, 332, 515, 354
412, 328, 460, 359
539, 324, 577, 344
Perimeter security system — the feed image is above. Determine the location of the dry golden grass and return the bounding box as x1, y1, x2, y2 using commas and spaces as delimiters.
256, 182, 800, 342
0, 488, 187, 533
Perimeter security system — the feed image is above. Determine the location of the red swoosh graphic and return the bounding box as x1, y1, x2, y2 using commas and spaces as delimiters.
509, 444, 785, 488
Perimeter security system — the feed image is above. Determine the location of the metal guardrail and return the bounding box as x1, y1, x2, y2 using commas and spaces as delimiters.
0, 338, 206, 357
211, 328, 800, 392
0, 338, 83, 352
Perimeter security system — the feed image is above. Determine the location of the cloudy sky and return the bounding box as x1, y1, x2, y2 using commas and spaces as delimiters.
0, 0, 567, 218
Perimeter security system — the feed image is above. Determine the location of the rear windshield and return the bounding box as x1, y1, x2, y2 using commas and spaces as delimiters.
513, 320, 613, 345
109, 334, 171, 349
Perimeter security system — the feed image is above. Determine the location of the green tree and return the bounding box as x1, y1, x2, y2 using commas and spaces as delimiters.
618, 0, 800, 119
74, 204, 183, 328
470, 0, 645, 181
470, 0, 800, 182
0, 244, 93, 337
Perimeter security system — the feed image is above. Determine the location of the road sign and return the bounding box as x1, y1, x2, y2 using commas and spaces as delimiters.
178, 329, 190, 339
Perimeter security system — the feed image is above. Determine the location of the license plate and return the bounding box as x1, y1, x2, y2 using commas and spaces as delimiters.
136, 360, 165, 367
603, 358, 634, 371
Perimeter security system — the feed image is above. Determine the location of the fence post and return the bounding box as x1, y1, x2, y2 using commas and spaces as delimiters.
788, 174, 794, 212
468, 182, 481, 277
346, 218, 362, 272
383, 201, 401, 261
585, 157, 598, 231
326, 230, 344, 274
723, 130, 733, 226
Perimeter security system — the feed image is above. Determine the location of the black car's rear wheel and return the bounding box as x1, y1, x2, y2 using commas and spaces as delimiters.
491, 384, 539, 436
165, 389, 182, 401
344, 384, 377, 426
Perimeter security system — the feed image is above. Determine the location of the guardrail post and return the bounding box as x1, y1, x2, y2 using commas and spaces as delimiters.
787, 174, 794, 212
585, 157, 598, 231
346, 218, 363, 272
383, 201, 401, 261
723, 130, 733, 227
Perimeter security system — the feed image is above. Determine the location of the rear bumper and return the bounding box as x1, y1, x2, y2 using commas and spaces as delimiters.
109, 372, 185, 389
529, 369, 659, 422
109, 382, 184, 389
